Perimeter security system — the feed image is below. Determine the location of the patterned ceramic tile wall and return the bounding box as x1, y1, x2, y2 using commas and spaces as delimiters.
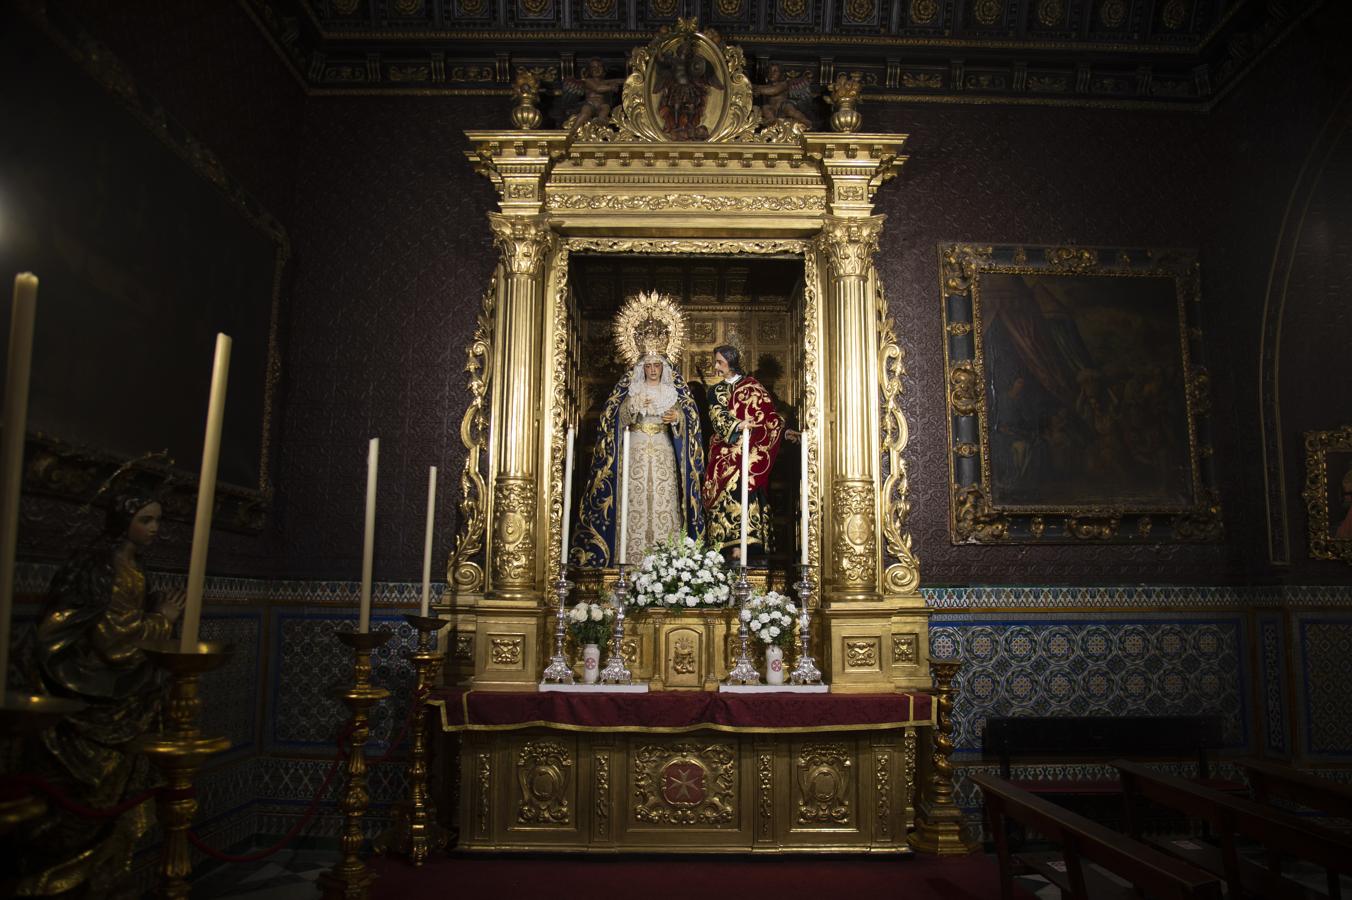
1295, 615, 1352, 760
930, 613, 1250, 754
199, 612, 264, 756
1257, 613, 1289, 757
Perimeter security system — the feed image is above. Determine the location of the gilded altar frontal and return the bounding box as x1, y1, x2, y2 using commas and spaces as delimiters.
440, 21, 926, 704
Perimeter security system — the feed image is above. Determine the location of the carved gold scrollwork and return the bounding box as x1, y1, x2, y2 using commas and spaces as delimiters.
490, 636, 523, 665
611, 20, 759, 143
903, 728, 917, 821
1043, 245, 1099, 272
814, 216, 883, 278
891, 633, 917, 664
476, 752, 492, 836
633, 744, 737, 826
952, 484, 1009, 542
516, 740, 573, 825
801, 252, 823, 569
547, 194, 824, 212
1303, 425, 1352, 564
947, 363, 981, 416
875, 752, 891, 839
548, 249, 573, 578
595, 753, 612, 839
757, 752, 774, 836
939, 243, 993, 294
845, 640, 877, 668
489, 214, 555, 276
448, 274, 496, 595
878, 278, 920, 594
832, 482, 876, 587
492, 479, 536, 584
1066, 515, 1121, 540
673, 636, 697, 674
796, 744, 852, 825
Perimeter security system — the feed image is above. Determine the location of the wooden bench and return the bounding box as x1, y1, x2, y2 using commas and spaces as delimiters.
985, 715, 1235, 796
1115, 759, 1352, 900
972, 773, 1223, 900
1237, 757, 1352, 820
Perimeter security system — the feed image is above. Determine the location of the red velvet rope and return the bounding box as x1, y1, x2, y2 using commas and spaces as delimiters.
3, 774, 159, 820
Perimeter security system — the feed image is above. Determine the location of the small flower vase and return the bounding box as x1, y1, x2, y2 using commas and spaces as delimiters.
583, 644, 601, 684
765, 645, 785, 686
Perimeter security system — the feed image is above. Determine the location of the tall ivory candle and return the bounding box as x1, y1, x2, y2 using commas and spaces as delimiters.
0, 273, 39, 696
560, 426, 575, 569
360, 438, 378, 633
800, 430, 810, 566
617, 426, 631, 566
739, 425, 750, 564
420, 466, 437, 617
180, 333, 231, 652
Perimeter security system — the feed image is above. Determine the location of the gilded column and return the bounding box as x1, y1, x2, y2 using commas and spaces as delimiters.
487, 212, 555, 601
815, 215, 884, 601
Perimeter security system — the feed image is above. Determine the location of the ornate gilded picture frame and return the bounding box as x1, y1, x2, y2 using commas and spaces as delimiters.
940, 244, 1221, 544
1302, 425, 1352, 564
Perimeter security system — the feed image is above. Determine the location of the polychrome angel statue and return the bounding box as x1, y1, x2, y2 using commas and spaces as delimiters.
571, 292, 705, 568
653, 38, 723, 140
754, 63, 813, 127
561, 57, 626, 130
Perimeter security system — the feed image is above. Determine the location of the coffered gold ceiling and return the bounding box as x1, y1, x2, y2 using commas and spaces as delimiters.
242, 0, 1317, 109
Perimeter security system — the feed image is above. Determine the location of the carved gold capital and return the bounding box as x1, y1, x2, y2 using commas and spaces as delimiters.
832, 481, 877, 589
814, 215, 883, 278
489, 213, 555, 276
492, 476, 536, 585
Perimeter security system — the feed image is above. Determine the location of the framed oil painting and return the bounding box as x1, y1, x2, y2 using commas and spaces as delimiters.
940, 244, 1221, 544
1303, 426, 1352, 565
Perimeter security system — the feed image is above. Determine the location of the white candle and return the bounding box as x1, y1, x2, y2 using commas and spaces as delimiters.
360, 437, 378, 633
0, 273, 38, 695
560, 426, 575, 570
420, 466, 437, 617
617, 426, 631, 566
180, 333, 231, 652
800, 430, 810, 566
739, 424, 750, 564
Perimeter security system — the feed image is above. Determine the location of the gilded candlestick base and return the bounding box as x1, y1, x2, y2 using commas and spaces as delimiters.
541, 573, 575, 684
383, 615, 450, 866
137, 640, 234, 900
320, 629, 393, 900
909, 660, 978, 856
789, 565, 823, 685
724, 567, 760, 686
598, 566, 632, 685
0, 693, 87, 834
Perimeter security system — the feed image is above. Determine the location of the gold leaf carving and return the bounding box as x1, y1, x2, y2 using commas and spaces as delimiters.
1044, 246, 1099, 272
595, 753, 611, 838
815, 216, 883, 279
948, 363, 981, 417
492, 479, 536, 584
757, 751, 774, 836
892, 633, 917, 664
845, 640, 877, 669
1303, 425, 1352, 564
516, 740, 573, 825
633, 743, 737, 826
548, 194, 824, 212
875, 752, 891, 838
490, 636, 524, 665
448, 274, 496, 594
796, 743, 852, 825
952, 484, 1009, 542
878, 277, 919, 594
832, 483, 875, 587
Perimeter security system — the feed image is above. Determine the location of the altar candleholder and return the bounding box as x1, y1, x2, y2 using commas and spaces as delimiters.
385, 615, 450, 866
541, 570, 575, 684
724, 565, 760, 686
0, 693, 86, 834
319, 629, 393, 900
137, 640, 233, 900
788, 564, 823, 685
597, 565, 632, 685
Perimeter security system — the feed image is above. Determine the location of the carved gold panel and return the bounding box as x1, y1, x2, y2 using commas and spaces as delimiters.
632, 742, 738, 828
514, 740, 574, 828
845, 638, 879, 671
795, 743, 853, 827
488, 635, 525, 669
892, 633, 918, 664
662, 627, 704, 688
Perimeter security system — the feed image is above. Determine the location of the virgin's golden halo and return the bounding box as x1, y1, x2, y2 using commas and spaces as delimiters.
612, 290, 687, 368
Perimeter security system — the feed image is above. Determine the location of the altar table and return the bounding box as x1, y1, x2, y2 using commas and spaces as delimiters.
430, 689, 933, 853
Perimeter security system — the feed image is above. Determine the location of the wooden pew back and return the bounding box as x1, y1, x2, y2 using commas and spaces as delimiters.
972, 773, 1223, 900
1237, 757, 1352, 819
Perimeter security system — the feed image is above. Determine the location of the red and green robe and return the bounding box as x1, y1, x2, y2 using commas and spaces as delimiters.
702, 375, 784, 554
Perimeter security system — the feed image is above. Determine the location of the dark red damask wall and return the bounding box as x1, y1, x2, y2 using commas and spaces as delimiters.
42, 2, 1352, 584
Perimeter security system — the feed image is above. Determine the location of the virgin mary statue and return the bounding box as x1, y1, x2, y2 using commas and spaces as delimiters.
571, 292, 705, 567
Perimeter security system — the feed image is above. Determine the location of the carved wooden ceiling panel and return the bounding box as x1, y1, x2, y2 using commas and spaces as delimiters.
240, 0, 1317, 110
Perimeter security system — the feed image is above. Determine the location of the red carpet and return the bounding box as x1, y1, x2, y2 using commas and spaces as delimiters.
370, 851, 1037, 899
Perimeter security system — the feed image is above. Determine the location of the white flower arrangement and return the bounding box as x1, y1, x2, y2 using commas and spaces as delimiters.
567, 600, 614, 646
629, 534, 732, 611
744, 590, 799, 650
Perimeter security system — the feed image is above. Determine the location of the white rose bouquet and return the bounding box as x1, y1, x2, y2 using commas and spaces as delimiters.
629, 535, 732, 611
567, 600, 614, 646
743, 590, 799, 650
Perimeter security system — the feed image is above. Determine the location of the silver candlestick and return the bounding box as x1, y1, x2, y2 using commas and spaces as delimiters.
724, 565, 760, 685
541, 569, 575, 684
789, 563, 823, 685
598, 564, 632, 684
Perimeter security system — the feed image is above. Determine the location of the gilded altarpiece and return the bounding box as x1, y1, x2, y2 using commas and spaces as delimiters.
440, 22, 932, 852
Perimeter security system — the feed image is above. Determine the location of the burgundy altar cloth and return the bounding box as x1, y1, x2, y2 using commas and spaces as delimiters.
429, 689, 932, 734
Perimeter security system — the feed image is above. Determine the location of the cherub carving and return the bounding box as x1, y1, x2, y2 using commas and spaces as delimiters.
754, 63, 813, 127
561, 57, 626, 130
